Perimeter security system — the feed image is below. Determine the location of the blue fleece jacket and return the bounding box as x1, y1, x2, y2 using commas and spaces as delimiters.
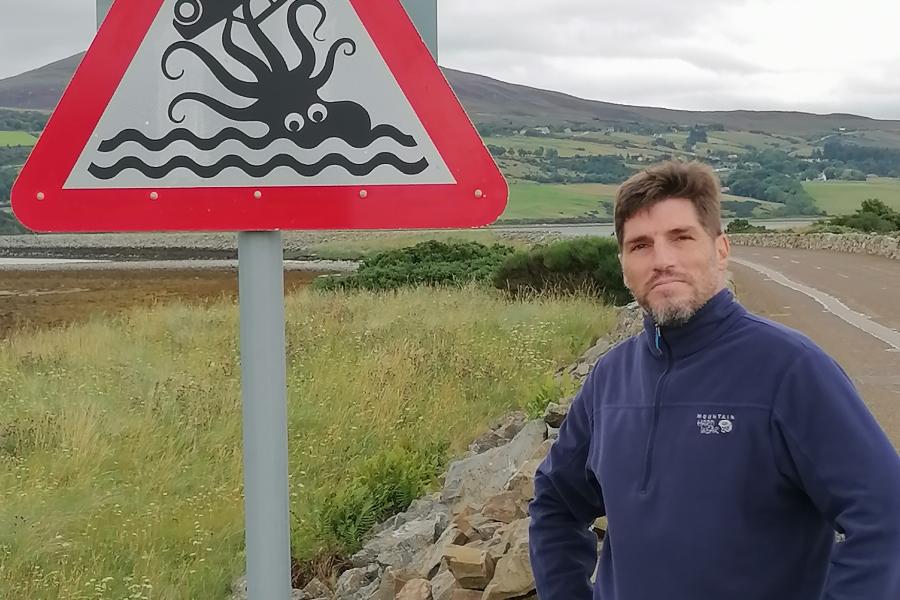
528, 288, 900, 599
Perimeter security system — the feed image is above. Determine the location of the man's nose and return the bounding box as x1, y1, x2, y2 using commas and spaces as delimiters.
651, 239, 677, 271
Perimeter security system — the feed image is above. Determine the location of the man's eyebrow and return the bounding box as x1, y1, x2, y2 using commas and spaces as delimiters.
668, 226, 698, 236
623, 234, 653, 247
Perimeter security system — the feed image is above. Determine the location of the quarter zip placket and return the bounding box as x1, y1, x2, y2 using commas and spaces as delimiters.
640, 324, 673, 494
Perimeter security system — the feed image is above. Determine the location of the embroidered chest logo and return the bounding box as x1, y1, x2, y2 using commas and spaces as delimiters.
697, 413, 735, 435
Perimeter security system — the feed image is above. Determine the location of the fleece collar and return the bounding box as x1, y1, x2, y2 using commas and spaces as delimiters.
641, 288, 745, 359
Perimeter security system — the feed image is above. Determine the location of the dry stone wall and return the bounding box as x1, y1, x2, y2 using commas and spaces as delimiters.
729, 233, 900, 261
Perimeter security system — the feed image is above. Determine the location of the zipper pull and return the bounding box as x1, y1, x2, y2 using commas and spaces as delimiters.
655, 324, 662, 353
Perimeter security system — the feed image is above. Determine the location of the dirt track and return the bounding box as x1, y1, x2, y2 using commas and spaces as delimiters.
730, 246, 900, 448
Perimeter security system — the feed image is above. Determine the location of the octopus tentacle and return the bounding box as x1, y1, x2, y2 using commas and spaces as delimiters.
311, 39, 356, 90
168, 92, 255, 124
288, 0, 327, 79
242, 0, 288, 75
221, 16, 270, 85
162, 41, 258, 99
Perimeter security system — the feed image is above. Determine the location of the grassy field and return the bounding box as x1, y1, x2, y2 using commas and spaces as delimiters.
501, 182, 616, 221
803, 177, 900, 214
0, 286, 614, 599
0, 131, 37, 146
499, 182, 775, 221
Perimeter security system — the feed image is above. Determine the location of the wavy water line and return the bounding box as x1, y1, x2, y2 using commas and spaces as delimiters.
87, 153, 429, 180
97, 125, 418, 152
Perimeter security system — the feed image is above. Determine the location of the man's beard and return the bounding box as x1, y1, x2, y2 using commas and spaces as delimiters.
631, 266, 720, 327
646, 296, 700, 327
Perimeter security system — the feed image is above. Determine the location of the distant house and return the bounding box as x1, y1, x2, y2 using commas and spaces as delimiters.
817, 172, 827, 182
721, 186, 732, 193
534, 127, 551, 135
727, 154, 740, 161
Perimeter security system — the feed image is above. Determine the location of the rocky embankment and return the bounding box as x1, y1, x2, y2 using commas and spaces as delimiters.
231, 304, 644, 600
729, 232, 900, 260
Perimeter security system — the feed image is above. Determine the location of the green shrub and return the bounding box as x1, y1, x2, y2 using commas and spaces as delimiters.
826, 198, 900, 233
313, 240, 514, 292
524, 373, 579, 420
492, 237, 630, 305
725, 219, 768, 234
319, 441, 448, 553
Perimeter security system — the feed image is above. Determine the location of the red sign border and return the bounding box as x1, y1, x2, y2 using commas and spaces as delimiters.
12, 0, 508, 232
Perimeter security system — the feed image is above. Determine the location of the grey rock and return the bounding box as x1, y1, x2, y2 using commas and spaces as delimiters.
350, 515, 443, 569
367, 493, 449, 540
542, 403, 568, 428
578, 337, 612, 365
468, 430, 507, 455
335, 567, 369, 596
441, 420, 547, 509
302, 578, 332, 599
468, 412, 528, 455
430, 569, 459, 600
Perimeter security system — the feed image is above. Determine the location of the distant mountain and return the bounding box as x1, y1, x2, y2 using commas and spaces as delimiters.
444, 69, 900, 136
0, 54, 83, 112
3, 52, 900, 137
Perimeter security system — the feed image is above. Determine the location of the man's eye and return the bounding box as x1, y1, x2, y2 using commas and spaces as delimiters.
677, 235, 693, 241
631, 243, 648, 251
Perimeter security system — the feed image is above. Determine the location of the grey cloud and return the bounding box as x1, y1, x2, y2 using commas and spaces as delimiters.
0, 0, 95, 79
1, 0, 898, 120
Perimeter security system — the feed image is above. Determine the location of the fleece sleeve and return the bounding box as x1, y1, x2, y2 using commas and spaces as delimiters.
528, 368, 606, 600
770, 348, 900, 600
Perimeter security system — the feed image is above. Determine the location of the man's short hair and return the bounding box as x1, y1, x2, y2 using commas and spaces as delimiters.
614, 160, 723, 247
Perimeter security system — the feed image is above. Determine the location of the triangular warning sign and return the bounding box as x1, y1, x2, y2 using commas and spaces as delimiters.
12, 0, 507, 232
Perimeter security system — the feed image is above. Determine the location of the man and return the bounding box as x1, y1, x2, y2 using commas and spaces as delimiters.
528, 160, 900, 599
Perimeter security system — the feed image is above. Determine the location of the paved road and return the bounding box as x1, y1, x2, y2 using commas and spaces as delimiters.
730, 246, 900, 448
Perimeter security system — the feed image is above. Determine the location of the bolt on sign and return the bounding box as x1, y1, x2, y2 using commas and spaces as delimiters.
12, 0, 508, 232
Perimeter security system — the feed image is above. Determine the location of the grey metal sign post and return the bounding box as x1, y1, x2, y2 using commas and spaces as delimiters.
92, 1, 439, 598
237, 231, 292, 599
96, 0, 114, 28
400, 0, 438, 61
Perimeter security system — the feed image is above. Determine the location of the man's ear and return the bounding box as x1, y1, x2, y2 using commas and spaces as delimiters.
618, 251, 631, 288
717, 234, 731, 270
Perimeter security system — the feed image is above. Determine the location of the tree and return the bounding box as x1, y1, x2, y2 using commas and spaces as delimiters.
687, 127, 708, 145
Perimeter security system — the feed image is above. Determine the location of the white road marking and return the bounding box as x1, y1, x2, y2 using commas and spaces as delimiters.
838, 273, 850, 279
791, 260, 800, 264
731, 257, 900, 351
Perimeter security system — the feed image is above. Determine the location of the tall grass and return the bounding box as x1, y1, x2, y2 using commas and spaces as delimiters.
0, 286, 614, 598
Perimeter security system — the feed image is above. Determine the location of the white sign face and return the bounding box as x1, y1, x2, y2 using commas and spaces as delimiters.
66, 0, 455, 189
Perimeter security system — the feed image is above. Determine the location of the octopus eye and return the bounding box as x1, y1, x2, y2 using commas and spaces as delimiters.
308, 103, 328, 124
174, 0, 202, 25
284, 113, 305, 132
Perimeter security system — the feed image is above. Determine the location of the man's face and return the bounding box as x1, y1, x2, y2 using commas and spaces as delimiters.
619, 198, 730, 326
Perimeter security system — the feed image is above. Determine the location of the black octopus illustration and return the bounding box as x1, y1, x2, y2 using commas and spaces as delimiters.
89, 0, 428, 180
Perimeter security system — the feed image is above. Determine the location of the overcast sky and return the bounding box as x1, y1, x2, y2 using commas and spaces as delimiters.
2, 0, 899, 119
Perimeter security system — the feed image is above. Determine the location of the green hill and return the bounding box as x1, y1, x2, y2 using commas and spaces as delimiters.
3, 53, 900, 222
